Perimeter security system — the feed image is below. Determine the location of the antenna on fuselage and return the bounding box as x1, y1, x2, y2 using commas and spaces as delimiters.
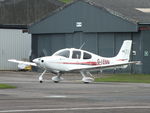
79, 42, 86, 49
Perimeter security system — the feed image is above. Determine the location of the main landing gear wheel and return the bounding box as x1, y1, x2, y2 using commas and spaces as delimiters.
40, 80, 43, 83
82, 77, 94, 84
54, 81, 59, 83
80, 71, 94, 83
52, 74, 64, 83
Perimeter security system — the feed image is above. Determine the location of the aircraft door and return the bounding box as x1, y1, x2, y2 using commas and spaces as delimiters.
72, 50, 81, 59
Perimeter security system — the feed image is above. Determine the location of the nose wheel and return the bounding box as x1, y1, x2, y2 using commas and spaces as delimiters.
38, 70, 46, 83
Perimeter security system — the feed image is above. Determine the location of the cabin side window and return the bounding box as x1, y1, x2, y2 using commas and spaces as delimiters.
83, 52, 92, 59
55, 50, 70, 58
72, 51, 81, 59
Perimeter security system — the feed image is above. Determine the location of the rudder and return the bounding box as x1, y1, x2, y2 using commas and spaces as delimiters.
115, 40, 132, 62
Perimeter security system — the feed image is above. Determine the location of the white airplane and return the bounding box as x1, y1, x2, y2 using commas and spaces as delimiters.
8, 40, 139, 83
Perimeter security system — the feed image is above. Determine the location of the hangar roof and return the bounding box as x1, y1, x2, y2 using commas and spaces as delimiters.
32, 0, 150, 25
29, 0, 138, 33
0, 0, 64, 25
83, 0, 150, 23
0, 0, 149, 26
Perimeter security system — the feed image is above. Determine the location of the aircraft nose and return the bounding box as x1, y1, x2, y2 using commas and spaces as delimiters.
32, 58, 39, 63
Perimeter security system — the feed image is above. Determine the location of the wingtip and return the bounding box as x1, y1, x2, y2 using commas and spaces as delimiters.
8, 59, 14, 61
135, 61, 142, 65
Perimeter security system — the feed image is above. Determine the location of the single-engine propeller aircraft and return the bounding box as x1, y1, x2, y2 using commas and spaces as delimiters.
8, 40, 140, 83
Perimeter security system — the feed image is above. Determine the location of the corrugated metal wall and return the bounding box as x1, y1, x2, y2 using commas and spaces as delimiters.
141, 30, 150, 73
0, 29, 31, 70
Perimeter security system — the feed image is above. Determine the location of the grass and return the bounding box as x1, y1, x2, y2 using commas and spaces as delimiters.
95, 74, 150, 83
0, 84, 16, 89
59, 0, 73, 3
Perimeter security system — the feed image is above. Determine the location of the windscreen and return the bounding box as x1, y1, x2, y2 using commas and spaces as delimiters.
55, 50, 70, 58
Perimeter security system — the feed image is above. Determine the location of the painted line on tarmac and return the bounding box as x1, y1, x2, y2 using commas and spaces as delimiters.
1, 106, 150, 112
45, 95, 67, 98
0, 82, 37, 84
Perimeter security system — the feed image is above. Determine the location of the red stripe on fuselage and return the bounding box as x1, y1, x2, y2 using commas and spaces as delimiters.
62, 62, 98, 65
117, 59, 128, 61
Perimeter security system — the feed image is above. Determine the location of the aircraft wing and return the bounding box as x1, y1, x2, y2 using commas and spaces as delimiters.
8, 59, 37, 66
70, 61, 141, 72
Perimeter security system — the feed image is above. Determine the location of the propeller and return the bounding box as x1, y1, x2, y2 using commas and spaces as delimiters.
42, 49, 48, 56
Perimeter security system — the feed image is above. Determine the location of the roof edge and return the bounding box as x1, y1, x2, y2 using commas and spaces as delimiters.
0, 24, 27, 29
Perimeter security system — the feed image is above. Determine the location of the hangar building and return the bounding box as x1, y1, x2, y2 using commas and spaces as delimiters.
0, 0, 63, 70
29, 0, 150, 74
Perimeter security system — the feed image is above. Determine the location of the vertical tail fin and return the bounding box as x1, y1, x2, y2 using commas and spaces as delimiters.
115, 40, 132, 62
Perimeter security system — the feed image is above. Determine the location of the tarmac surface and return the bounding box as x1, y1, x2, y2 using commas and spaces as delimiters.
0, 71, 150, 113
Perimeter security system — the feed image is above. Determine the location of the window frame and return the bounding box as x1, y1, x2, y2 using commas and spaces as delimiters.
83, 52, 92, 60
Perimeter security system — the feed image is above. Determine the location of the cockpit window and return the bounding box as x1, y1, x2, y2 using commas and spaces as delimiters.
55, 50, 70, 58
72, 51, 81, 59
83, 52, 92, 59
